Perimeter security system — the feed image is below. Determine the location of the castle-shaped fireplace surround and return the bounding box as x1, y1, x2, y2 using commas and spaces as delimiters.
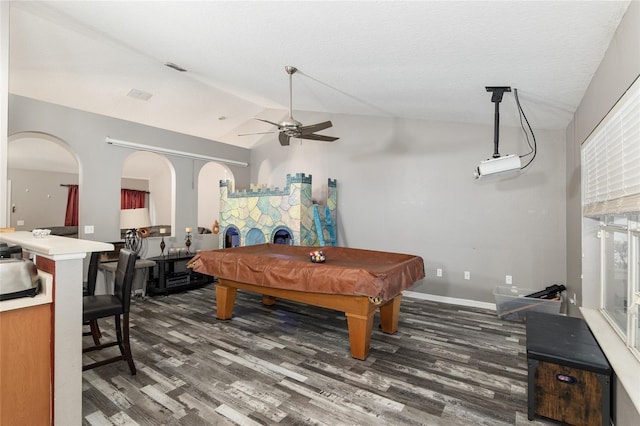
219, 173, 337, 248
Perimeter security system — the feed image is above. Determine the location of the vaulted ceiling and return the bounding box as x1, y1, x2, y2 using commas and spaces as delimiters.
8, 0, 632, 153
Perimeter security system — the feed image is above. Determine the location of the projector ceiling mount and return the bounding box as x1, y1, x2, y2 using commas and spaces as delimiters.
486, 86, 511, 158
474, 86, 523, 179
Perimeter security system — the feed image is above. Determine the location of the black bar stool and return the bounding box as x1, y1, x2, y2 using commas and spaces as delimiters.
82, 248, 137, 375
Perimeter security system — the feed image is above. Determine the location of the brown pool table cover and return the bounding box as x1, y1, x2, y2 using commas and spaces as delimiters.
189, 243, 425, 301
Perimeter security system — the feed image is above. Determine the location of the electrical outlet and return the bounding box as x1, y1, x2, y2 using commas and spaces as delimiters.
17, 220, 24, 226
464, 271, 470, 280
84, 225, 94, 234
436, 268, 443, 277
506, 275, 512, 285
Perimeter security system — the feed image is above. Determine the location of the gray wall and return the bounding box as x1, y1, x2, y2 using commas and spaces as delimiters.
8, 168, 78, 230
7, 170, 161, 233
565, 1, 640, 423
250, 112, 567, 304
8, 95, 251, 252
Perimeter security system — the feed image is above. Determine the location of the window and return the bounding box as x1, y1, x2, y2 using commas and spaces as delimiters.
599, 216, 636, 339
582, 76, 640, 361
633, 232, 640, 354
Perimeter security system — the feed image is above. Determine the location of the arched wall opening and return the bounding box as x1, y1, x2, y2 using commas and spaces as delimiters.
223, 225, 240, 248
271, 226, 294, 245
7, 132, 79, 234
198, 162, 233, 250
121, 151, 175, 245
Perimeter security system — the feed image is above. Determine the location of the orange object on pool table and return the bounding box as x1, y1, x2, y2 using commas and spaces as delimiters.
188, 243, 425, 360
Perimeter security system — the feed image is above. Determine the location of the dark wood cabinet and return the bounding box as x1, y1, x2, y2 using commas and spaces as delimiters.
526, 312, 611, 426
146, 254, 213, 295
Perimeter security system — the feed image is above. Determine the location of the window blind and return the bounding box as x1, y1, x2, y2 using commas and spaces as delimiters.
582, 76, 640, 217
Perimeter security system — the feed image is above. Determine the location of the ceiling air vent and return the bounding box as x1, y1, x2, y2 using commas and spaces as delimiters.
127, 88, 153, 101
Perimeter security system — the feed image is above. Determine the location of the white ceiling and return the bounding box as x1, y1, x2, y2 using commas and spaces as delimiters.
8, 0, 632, 156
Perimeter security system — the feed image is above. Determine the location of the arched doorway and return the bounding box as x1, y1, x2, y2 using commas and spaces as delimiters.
271, 226, 293, 245
121, 151, 174, 257
121, 151, 174, 231
198, 162, 233, 251
8, 132, 79, 234
224, 225, 240, 248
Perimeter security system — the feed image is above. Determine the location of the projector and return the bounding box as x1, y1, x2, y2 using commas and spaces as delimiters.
474, 154, 522, 179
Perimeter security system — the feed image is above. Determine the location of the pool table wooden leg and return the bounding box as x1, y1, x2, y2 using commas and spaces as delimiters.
379, 294, 402, 334
262, 295, 277, 306
215, 284, 237, 320
345, 311, 375, 360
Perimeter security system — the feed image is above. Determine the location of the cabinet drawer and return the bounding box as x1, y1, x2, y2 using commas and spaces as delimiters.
533, 360, 607, 426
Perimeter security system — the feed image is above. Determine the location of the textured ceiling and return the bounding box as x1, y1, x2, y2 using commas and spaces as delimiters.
8, 0, 632, 152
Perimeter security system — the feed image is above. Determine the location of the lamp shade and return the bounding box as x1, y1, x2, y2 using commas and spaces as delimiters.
120, 208, 151, 229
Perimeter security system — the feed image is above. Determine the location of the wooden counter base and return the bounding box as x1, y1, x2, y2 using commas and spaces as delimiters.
0, 303, 52, 425
215, 278, 402, 360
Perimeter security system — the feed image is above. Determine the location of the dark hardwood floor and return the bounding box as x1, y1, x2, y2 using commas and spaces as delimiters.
82, 283, 554, 425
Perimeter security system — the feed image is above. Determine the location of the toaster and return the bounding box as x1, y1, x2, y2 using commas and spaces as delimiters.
0, 242, 23, 259
0, 258, 41, 301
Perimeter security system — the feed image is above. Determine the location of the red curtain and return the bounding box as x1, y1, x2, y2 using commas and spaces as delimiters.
64, 185, 79, 226
121, 189, 146, 209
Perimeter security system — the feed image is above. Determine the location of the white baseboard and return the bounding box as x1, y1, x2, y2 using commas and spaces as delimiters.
403, 290, 496, 311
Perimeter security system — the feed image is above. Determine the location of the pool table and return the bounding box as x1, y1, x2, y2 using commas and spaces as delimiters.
188, 243, 425, 360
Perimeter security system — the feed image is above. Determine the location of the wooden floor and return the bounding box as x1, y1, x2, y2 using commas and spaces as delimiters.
82, 283, 555, 425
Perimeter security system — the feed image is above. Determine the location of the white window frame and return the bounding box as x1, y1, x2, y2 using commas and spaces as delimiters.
598, 218, 640, 361
581, 75, 640, 362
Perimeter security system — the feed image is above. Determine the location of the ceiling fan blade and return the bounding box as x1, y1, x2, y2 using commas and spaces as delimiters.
299, 121, 333, 135
279, 132, 291, 146
255, 118, 281, 127
238, 131, 276, 136
298, 133, 339, 142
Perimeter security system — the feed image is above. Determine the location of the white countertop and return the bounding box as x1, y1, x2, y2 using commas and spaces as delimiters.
0, 231, 113, 256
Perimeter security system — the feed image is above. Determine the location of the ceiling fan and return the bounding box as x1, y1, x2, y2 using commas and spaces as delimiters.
240, 66, 339, 146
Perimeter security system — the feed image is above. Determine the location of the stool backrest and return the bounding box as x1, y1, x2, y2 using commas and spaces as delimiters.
114, 249, 136, 313
86, 251, 101, 296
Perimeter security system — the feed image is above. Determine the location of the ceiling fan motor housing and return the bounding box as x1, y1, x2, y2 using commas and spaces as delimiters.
281, 118, 304, 133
